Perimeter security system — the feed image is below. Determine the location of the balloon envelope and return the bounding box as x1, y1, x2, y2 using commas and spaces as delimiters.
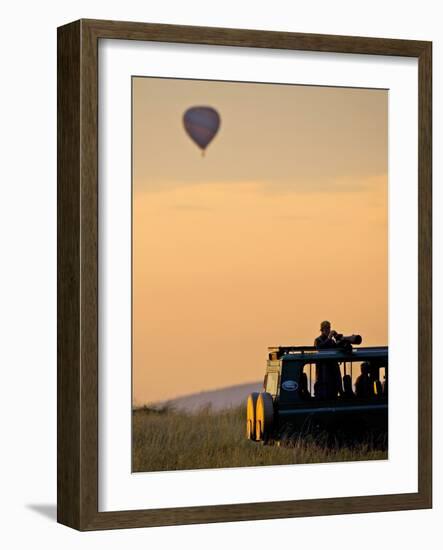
183, 106, 220, 151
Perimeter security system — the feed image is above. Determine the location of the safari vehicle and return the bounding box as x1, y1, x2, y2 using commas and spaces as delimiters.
246, 342, 388, 444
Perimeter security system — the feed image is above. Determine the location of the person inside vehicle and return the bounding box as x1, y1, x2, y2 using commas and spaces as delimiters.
355, 362, 373, 398
314, 320, 343, 399
298, 371, 312, 400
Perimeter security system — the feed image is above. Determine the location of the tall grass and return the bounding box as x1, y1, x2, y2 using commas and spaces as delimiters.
132, 405, 387, 472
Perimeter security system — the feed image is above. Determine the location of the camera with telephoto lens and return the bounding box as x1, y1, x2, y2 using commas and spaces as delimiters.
335, 333, 362, 350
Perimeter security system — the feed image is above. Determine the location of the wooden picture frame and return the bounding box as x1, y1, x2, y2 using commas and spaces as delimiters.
57, 18, 432, 530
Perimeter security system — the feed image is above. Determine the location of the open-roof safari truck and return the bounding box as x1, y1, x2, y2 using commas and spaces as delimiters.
246, 341, 388, 445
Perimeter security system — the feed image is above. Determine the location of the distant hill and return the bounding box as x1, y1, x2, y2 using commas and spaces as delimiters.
154, 381, 263, 412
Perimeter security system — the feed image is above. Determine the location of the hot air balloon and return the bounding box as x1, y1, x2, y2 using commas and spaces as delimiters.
183, 106, 220, 156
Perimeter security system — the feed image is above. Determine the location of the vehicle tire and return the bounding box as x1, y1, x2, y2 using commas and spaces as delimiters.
255, 392, 274, 443
246, 392, 259, 441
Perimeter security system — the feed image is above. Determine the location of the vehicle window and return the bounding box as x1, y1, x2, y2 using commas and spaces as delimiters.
303, 363, 314, 397
348, 361, 387, 394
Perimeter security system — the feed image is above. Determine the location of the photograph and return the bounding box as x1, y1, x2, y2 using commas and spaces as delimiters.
131, 76, 389, 473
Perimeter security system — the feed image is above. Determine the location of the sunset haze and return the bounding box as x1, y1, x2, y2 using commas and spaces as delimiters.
132, 77, 388, 405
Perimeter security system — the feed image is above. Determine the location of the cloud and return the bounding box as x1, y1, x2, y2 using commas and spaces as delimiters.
172, 203, 215, 211
135, 173, 387, 197
275, 214, 311, 221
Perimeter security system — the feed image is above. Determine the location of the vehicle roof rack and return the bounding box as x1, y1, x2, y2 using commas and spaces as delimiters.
268, 346, 317, 359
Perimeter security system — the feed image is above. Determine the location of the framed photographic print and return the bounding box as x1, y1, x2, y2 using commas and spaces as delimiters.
57, 19, 432, 530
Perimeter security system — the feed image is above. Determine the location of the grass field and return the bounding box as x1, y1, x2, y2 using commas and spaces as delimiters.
132, 405, 387, 472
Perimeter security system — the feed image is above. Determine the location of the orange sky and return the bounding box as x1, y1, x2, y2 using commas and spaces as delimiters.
132, 77, 388, 405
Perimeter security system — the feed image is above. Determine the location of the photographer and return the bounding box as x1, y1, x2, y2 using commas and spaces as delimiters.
314, 321, 343, 399
314, 320, 340, 349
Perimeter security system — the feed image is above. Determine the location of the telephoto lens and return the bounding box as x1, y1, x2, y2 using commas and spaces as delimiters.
342, 334, 362, 345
